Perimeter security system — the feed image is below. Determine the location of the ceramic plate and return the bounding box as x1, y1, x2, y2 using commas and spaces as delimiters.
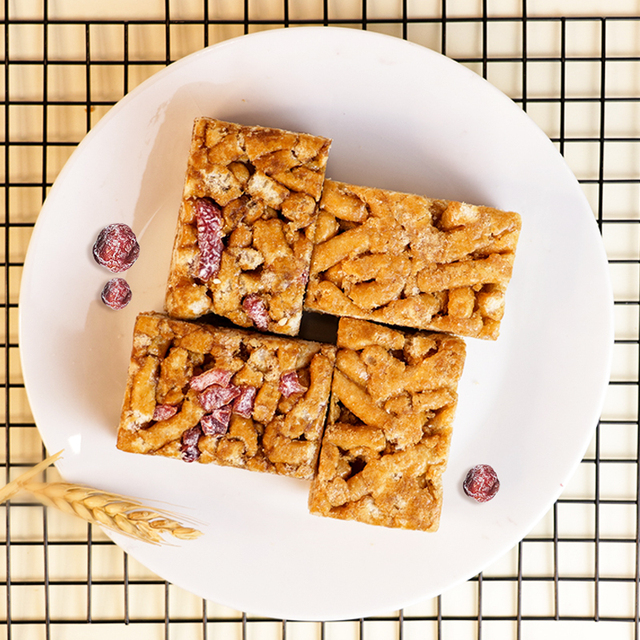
19, 27, 613, 621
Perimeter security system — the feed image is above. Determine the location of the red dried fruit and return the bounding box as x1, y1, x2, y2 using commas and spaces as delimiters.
182, 425, 202, 448
463, 464, 500, 503
152, 404, 178, 421
279, 371, 307, 398
297, 268, 310, 287
233, 385, 257, 418
195, 198, 224, 281
198, 384, 242, 412
100, 278, 132, 310
180, 425, 202, 462
93, 223, 140, 273
181, 446, 200, 463
200, 406, 232, 436
242, 294, 269, 330
189, 367, 234, 392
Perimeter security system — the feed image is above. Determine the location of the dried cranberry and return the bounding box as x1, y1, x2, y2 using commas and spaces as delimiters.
195, 198, 224, 281
242, 294, 269, 330
189, 367, 233, 392
233, 385, 257, 418
152, 404, 178, 421
198, 384, 242, 412
463, 464, 500, 503
181, 445, 200, 463
279, 371, 307, 398
201, 406, 232, 436
93, 223, 140, 273
297, 268, 310, 287
180, 425, 202, 463
100, 278, 132, 310
181, 425, 202, 447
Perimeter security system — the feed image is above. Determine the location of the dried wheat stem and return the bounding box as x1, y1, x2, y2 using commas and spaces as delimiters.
0, 451, 202, 544
20, 481, 203, 544
0, 450, 63, 503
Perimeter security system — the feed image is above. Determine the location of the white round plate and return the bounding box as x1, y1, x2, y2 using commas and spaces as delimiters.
20, 27, 613, 621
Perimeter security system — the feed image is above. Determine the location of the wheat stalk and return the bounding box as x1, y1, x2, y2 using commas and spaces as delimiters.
0, 451, 202, 544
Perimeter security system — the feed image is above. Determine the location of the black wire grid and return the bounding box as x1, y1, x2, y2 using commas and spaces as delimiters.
2, 1, 639, 639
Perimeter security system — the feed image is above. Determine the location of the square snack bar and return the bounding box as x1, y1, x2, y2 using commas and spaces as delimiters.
305, 180, 521, 340
308, 317, 466, 531
117, 312, 337, 480
165, 117, 332, 336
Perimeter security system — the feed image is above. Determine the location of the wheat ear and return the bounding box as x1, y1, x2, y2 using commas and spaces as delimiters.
0, 451, 202, 544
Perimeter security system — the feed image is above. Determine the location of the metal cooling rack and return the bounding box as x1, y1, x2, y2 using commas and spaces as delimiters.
3, 1, 638, 639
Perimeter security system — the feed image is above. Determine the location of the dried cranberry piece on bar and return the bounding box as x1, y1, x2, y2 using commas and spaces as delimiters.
279, 370, 307, 397
180, 425, 202, 462
165, 117, 332, 336
305, 179, 521, 340
194, 197, 224, 280
152, 403, 178, 421
242, 294, 269, 331
308, 317, 466, 532
198, 384, 242, 411
189, 367, 234, 392
232, 385, 257, 418
116, 312, 337, 480
201, 407, 232, 436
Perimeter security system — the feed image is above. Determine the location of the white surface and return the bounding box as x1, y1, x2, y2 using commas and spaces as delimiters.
18, 27, 613, 621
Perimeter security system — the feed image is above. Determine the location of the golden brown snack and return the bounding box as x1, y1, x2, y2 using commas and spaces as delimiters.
117, 312, 336, 480
165, 117, 332, 336
308, 318, 466, 531
305, 180, 521, 340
